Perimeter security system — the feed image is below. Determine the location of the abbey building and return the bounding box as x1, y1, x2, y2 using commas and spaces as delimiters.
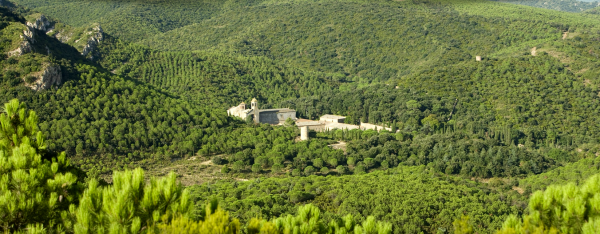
227, 98, 394, 135
227, 98, 297, 125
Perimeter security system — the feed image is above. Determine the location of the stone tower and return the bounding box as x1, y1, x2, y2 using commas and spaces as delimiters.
251, 98, 259, 123
300, 126, 309, 141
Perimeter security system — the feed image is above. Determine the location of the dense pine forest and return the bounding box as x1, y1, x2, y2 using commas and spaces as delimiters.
3, 0, 600, 233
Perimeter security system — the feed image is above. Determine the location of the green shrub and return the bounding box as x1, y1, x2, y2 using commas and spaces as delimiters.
212, 156, 225, 165
304, 166, 315, 175
336, 166, 347, 175
6, 56, 17, 64
24, 75, 37, 83
252, 163, 262, 173
221, 165, 230, 174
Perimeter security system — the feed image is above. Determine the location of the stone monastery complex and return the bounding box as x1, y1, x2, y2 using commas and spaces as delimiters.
228, 98, 392, 139
227, 98, 297, 125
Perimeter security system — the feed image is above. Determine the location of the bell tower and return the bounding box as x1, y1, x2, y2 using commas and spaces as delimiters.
251, 98, 259, 123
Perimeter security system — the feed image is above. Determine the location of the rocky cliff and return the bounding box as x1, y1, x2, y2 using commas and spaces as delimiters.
28, 14, 105, 60
24, 63, 62, 91
8, 27, 34, 57
26, 14, 53, 32
81, 24, 103, 60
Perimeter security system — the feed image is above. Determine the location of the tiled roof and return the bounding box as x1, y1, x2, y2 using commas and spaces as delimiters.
320, 114, 346, 119
259, 108, 295, 113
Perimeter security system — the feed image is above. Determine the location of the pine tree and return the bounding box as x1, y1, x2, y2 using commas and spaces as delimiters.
74, 169, 191, 233
0, 99, 78, 232
274, 204, 327, 233
155, 202, 240, 234
273, 204, 392, 234
497, 174, 600, 234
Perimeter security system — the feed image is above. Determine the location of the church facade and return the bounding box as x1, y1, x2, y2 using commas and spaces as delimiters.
227, 98, 297, 125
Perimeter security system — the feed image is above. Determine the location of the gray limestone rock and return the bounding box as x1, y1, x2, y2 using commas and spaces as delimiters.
8, 40, 33, 57
81, 24, 104, 60
27, 15, 53, 33
24, 64, 62, 91
8, 27, 35, 57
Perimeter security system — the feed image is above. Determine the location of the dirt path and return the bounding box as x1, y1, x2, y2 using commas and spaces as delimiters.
531, 47, 537, 56
191, 175, 248, 182
563, 31, 568, 40
512, 186, 524, 194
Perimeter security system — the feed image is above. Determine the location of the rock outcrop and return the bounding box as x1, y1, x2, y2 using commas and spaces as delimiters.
24, 64, 62, 91
8, 40, 32, 57
53, 29, 70, 43
22, 26, 34, 42
27, 15, 53, 33
81, 24, 104, 60
8, 27, 35, 57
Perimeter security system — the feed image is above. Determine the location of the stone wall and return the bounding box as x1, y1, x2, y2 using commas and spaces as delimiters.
360, 122, 392, 131
259, 111, 281, 125
278, 112, 296, 122
259, 111, 296, 124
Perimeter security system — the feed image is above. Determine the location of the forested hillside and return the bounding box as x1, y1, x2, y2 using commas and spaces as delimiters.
0, 8, 239, 178
0, 98, 396, 233
4, 0, 263, 42
587, 5, 600, 13
285, 50, 600, 146
4, 0, 600, 233
139, 0, 571, 83
13, 0, 600, 84
494, 0, 599, 12
97, 40, 337, 107
189, 166, 525, 233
